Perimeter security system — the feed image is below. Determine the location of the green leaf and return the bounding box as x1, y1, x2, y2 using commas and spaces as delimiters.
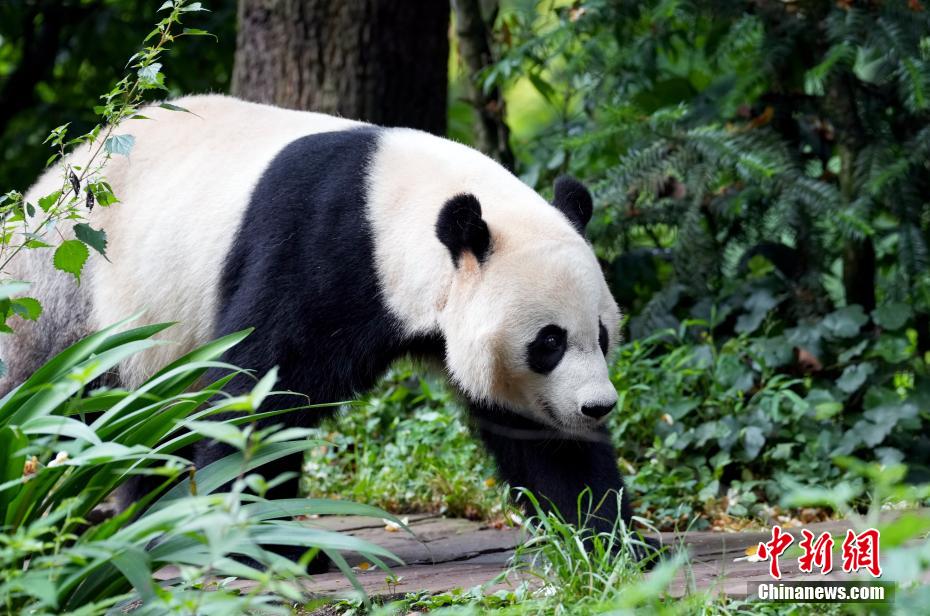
821, 305, 868, 338
11, 572, 58, 607
250, 367, 278, 410
735, 290, 780, 334
7, 339, 160, 425
158, 102, 191, 113
104, 134, 135, 157
863, 401, 917, 426
783, 482, 859, 509
73, 223, 108, 257
698, 479, 719, 501
742, 426, 766, 459
107, 546, 156, 602
527, 72, 557, 105
153, 441, 319, 507
21, 415, 103, 445
88, 181, 118, 207
241, 498, 402, 524
145, 328, 252, 397
0, 427, 28, 519
871, 302, 912, 330
182, 28, 216, 39
11, 297, 42, 321
181, 420, 246, 450
0, 316, 141, 409
67, 442, 137, 465
753, 336, 793, 368
838, 339, 869, 363
53, 240, 90, 281
158, 0, 174, 11
806, 389, 843, 420
870, 333, 911, 363
836, 362, 875, 394
137, 62, 162, 85
37, 190, 61, 213
853, 46, 885, 84
878, 513, 930, 548
248, 524, 400, 561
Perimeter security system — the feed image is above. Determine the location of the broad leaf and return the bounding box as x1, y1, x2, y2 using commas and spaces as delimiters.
104, 134, 135, 157
871, 302, 912, 330
73, 223, 108, 257
53, 240, 89, 281
821, 305, 868, 338
836, 362, 875, 394
11, 297, 42, 321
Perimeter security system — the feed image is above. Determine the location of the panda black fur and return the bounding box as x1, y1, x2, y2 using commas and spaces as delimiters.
194, 126, 448, 474
4, 95, 653, 565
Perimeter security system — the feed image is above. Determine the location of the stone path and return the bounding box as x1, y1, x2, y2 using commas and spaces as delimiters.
157, 513, 918, 601
297, 513, 521, 597
293, 513, 902, 599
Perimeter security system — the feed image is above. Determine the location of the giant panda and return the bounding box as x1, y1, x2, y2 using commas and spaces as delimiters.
5, 95, 656, 564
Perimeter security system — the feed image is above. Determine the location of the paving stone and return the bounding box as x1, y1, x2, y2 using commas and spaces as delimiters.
157, 513, 925, 603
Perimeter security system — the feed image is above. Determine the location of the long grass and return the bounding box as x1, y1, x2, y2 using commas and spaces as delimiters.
0, 318, 402, 615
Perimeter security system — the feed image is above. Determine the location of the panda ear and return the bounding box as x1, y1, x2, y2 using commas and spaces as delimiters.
436, 193, 491, 266
552, 175, 593, 235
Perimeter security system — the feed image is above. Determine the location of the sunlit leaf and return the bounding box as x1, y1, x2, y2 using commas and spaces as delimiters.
53, 240, 89, 281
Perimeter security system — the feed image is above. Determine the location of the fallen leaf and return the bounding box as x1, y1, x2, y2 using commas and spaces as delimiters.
795, 347, 822, 373
750, 106, 774, 128
734, 544, 764, 562
383, 516, 409, 532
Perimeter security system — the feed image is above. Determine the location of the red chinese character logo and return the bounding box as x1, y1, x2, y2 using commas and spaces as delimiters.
757, 525, 794, 579
841, 528, 882, 577
798, 529, 834, 574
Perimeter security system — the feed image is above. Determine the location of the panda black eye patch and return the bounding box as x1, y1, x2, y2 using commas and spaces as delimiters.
527, 324, 568, 374
598, 319, 609, 356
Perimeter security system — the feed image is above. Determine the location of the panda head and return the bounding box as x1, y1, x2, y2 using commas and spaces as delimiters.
435, 176, 620, 432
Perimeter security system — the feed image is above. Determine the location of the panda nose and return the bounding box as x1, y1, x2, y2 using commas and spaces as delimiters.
581, 403, 615, 419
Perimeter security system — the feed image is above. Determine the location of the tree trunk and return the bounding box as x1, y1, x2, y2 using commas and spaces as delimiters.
231, 0, 450, 136
829, 73, 876, 313
452, 0, 514, 169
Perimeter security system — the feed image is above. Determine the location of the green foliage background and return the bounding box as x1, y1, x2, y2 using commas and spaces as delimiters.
3, 0, 930, 530
485, 0, 930, 525
3, 1, 930, 612
0, 0, 235, 192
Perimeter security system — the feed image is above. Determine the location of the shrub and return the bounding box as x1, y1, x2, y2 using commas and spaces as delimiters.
303, 363, 507, 520
612, 304, 928, 529
0, 319, 400, 615
480, 0, 930, 503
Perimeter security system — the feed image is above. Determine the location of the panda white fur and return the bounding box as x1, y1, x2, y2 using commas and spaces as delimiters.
5, 95, 647, 555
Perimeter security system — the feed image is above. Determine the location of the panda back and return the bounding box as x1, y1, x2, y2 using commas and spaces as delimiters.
85, 95, 367, 385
